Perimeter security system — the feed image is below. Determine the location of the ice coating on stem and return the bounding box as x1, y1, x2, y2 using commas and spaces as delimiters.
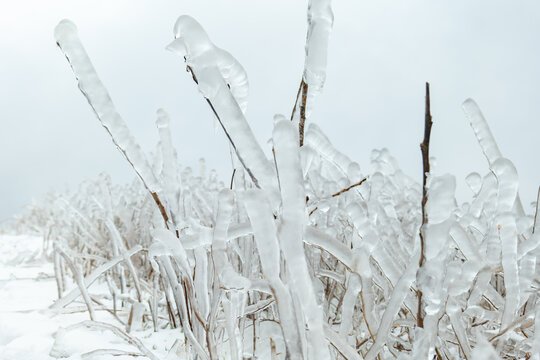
243, 190, 280, 278
425, 174, 456, 224
465, 172, 482, 195
462, 98, 502, 166
364, 253, 418, 360
170, 15, 249, 114
302, 0, 334, 117
533, 301, 540, 360
243, 189, 304, 358
212, 189, 250, 290
305, 123, 356, 179
273, 116, 330, 360
156, 109, 181, 222
54, 20, 159, 193
338, 274, 361, 339
156, 109, 179, 185
498, 214, 519, 331
169, 16, 277, 197
490, 158, 518, 213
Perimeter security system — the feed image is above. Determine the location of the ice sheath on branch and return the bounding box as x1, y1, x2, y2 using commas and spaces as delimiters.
167, 16, 277, 197
273, 115, 330, 360
292, 0, 334, 146
54, 20, 171, 228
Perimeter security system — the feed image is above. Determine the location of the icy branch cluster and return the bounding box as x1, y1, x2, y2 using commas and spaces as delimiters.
9, 2, 540, 359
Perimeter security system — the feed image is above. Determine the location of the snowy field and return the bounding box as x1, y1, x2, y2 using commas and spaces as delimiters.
0, 234, 183, 360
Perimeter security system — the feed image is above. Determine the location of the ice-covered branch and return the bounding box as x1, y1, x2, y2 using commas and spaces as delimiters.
54, 20, 159, 194
462, 98, 502, 166
168, 16, 277, 196
273, 115, 330, 360
292, 0, 334, 143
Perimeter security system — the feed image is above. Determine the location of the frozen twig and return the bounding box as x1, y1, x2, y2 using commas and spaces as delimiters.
51, 245, 142, 310
331, 178, 367, 197
299, 80, 309, 146
417, 82, 432, 328
534, 186, 540, 234
55, 245, 96, 320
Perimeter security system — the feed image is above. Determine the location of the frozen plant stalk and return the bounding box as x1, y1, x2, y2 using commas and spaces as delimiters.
54, 20, 159, 194
167, 16, 277, 196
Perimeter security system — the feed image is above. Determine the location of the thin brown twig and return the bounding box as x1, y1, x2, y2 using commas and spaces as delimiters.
151, 192, 170, 230
533, 186, 539, 234
185, 65, 261, 189
331, 178, 367, 197
230, 168, 237, 190
299, 80, 309, 147
417, 82, 433, 328
290, 80, 304, 121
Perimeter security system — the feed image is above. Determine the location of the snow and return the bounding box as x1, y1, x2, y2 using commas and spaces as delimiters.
0, 234, 180, 360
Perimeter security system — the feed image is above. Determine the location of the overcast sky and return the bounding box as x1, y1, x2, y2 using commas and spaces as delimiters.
1, 0, 539, 222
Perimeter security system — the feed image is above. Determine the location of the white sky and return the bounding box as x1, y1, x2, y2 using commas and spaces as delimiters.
1, 0, 539, 222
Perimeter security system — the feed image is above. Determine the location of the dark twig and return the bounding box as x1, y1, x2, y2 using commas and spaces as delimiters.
331, 178, 367, 197
290, 80, 304, 121
230, 168, 237, 190
299, 80, 309, 146
533, 186, 539, 234
185, 65, 261, 189
151, 192, 169, 229
417, 82, 433, 328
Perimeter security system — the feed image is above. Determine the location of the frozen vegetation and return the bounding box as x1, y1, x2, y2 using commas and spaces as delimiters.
2, 0, 540, 359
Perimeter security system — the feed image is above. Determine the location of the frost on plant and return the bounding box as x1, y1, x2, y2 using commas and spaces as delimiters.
9, 2, 539, 360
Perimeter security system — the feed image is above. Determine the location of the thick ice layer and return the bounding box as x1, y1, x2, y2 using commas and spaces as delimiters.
273, 117, 330, 360
462, 99, 502, 166
54, 20, 160, 193
364, 253, 418, 360
498, 214, 519, 330
169, 16, 248, 114
305, 123, 356, 179
169, 16, 277, 198
302, 0, 334, 117
490, 158, 519, 213
155, 109, 181, 220
425, 174, 456, 224
465, 172, 482, 195
243, 190, 280, 278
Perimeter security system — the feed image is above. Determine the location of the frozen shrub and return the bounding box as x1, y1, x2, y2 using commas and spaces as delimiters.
11, 0, 539, 359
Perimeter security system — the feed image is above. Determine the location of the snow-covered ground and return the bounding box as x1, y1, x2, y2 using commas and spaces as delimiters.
0, 234, 184, 360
